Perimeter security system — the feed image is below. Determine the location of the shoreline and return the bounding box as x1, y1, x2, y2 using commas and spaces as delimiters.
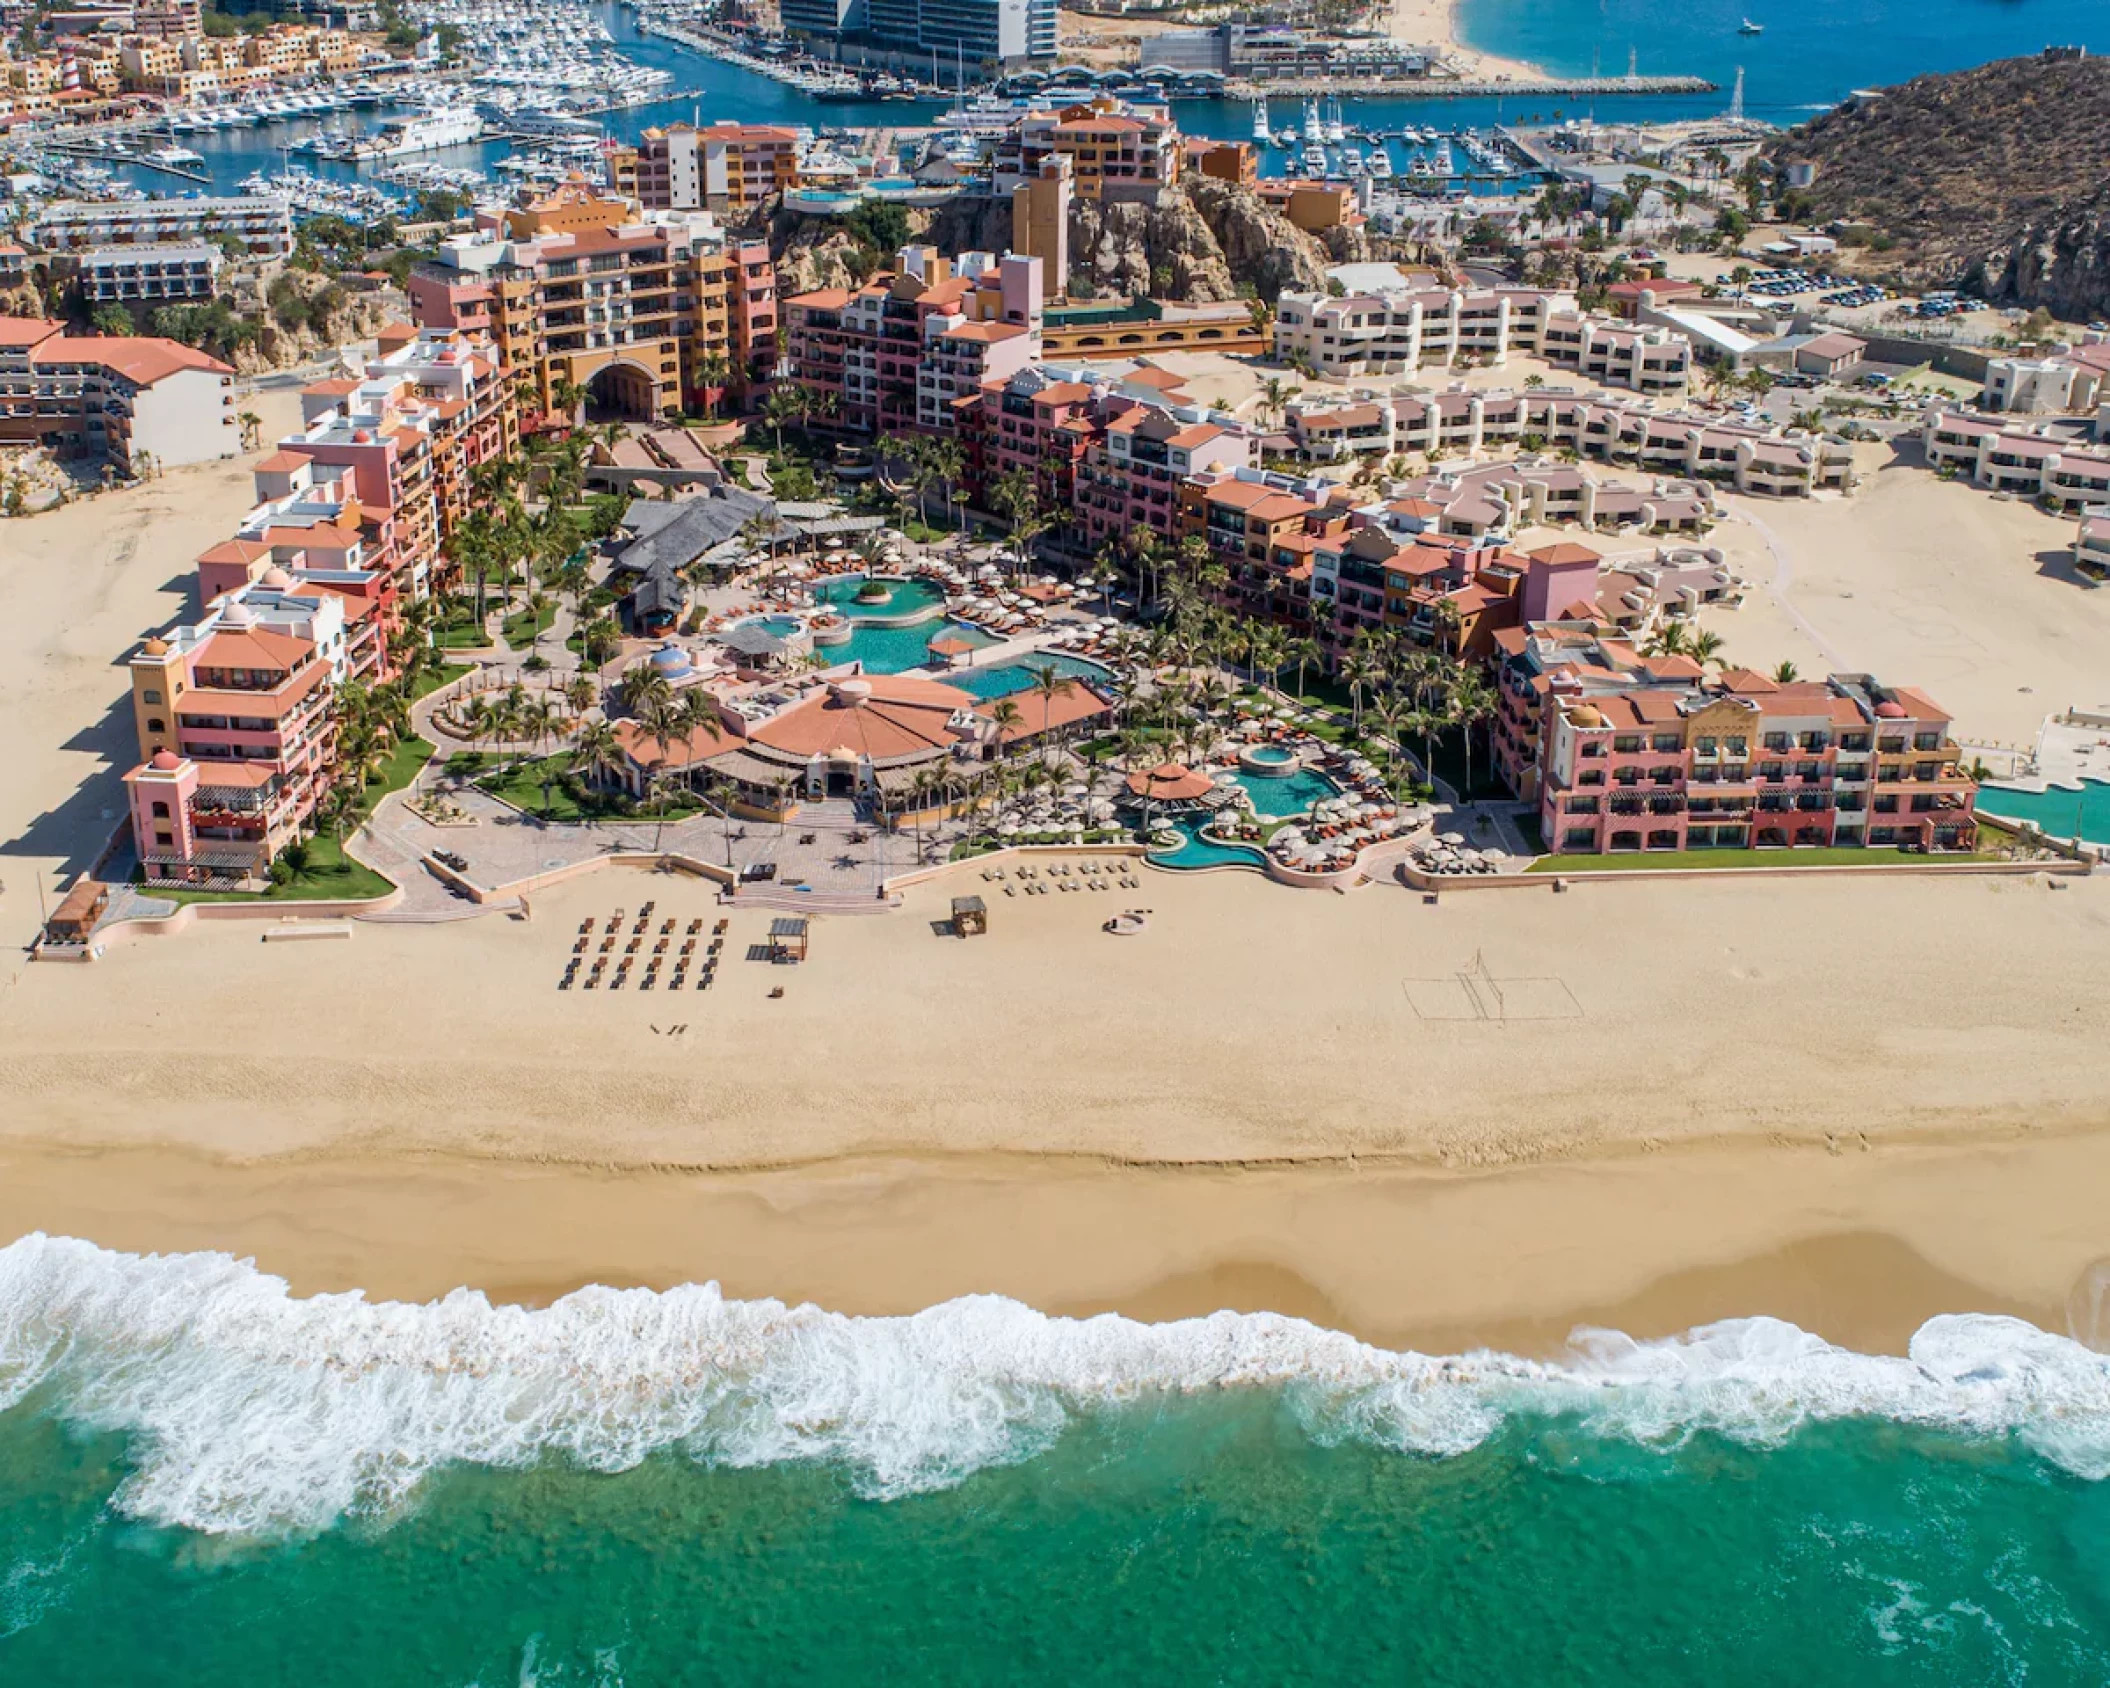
1396, 0, 1553, 87
3, 1125, 2104, 1359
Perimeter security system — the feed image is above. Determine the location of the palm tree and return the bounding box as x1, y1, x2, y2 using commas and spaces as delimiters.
236, 409, 262, 451
569, 718, 625, 806
1027, 663, 1076, 763
1642, 620, 1695, 659
762, 383, 810, 455
987, 696, 1024, 759
906, 765, 946, 862
1447, 668, 1495, 798
1257, 375, 1300, 431
1341, 645, 1384, 733
1687, 628, 1726, 667
1246, 624, 1290, 691
1773, 660, 1801, 683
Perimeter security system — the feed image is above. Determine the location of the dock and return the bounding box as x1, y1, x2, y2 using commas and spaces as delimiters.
1223, 73, 1717, 98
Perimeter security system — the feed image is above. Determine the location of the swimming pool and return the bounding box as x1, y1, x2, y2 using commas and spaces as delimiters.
744, 614, 803, 639
831, 619, 1000, 675
946, 653, 1113, 701
1145, 812, 1268, 871
1975, 777, 2110, 844
1222, 766, 1341, 820
813, 576, 946, 620
1241, 743, 1299, 771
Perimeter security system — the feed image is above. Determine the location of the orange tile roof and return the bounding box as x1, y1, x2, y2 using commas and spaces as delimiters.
0, 316, 62, 350
39, 335, 233, 383
255, 449, 312, 472
193, 625, 312, 671
751, 675, 971, 761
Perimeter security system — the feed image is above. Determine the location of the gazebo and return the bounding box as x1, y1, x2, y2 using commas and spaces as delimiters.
767, 916, 809, 963
926, 633, 979, 669
950, 894, 987, 937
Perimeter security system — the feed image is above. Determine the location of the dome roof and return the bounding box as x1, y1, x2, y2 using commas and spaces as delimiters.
831, 678, 874, 707
219, 600, 255, 629
260, 565, 293, 589
1874, 700, 1907, 719
149, 749, 181, 771
141, 636, 169, 656
1568, 704, 1606, 728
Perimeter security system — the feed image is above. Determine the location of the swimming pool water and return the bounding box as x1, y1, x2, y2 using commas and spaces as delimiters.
748, 614, 802, 638
1224, 766, 1341, 819
813, 576, 946, 619
1146, 812, 1268, 871
1975, 777, 2110, 844
947, 654, 1113, 701
827, 620, 999, 674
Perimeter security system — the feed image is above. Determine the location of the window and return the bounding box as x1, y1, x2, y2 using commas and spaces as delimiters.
142, 688, 163, 704
146, 717, 165, 733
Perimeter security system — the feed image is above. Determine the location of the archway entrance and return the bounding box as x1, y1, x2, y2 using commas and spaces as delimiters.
585, 360, 658, 423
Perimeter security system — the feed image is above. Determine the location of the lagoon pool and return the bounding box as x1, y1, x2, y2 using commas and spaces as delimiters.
947, 653, 1113, 701
1145, 813, 1268, 871
1975, 777, 2110, 844
745, 614, 803, 638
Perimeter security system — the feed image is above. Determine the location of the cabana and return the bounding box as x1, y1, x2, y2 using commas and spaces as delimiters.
951, 894, 987, 937
767, 916, 809, 963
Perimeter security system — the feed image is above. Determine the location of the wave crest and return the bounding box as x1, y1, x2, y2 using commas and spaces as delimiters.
1, 1234, 2107, 1537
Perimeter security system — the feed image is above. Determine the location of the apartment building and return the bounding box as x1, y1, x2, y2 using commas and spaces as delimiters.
407, 181, 777, 420
1175, 472, 1346, 628
794, 0, 1056, 66
32, 194, 294, 259
0, 314, 236, 467
77, 240, 221, 304
1920, 409, 2110, 508
992, 99, 1183, 202
1282, 384, 1854, 497
1275, 280, 1690, 395
1978, 343, 2110, 418
786, 246, 1044, 436
611, 123, 802, 217
1499, 630, 1978, 852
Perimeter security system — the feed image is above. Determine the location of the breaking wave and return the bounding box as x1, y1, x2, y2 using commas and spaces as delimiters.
2, 1234, 2107, 1538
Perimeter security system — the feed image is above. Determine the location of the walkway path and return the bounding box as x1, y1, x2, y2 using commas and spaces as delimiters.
1723, 501, 1850, 670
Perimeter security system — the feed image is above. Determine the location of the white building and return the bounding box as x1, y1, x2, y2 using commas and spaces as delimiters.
79, 241, 223, 305
32, 195, 293, 258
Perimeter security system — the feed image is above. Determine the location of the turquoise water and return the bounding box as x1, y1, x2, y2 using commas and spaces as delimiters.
811, 576, 946, 620
744, 614, 802, 638
1226, 765, 1341, 819
828, 618, 996, 675
1147, 811, 1268, 869
947, 653, 1114, 701
3, 1239, 2110, 1684
1976, 778, 2110, 845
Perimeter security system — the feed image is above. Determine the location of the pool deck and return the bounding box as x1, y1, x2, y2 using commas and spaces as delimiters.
1998, 715, 2110, 796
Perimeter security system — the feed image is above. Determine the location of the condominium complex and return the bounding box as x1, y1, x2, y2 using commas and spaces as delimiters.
606, 123, 803, 218
1495, 629, 1979, 854
1920, 409, 2110, 508
407, 181, 778, 421
77, 241, 221, 305
0, 314, 237, 467
1978, 343, 2110, 417
32, 194, 295, 259
991, 99, 1184, 203
1288, 384, 1855, 497
1275, 277, 1692, 396
785, 245, 1045, 436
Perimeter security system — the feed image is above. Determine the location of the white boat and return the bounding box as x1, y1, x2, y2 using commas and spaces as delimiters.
1367, 149, 1393, 180
1301, 97, 1323, 142
1738, 17, 1764, 33
1341, 146, 1365, 176
372, 107, 485, 157
1251, 96, 1271, 143
1302, 142, 1329, 176
145, 143, 205, 166
1325, 97, 1346, 145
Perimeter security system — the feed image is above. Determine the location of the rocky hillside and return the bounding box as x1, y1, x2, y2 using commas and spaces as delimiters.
770, 175, 1379, 304
1765, 52, 2110, 319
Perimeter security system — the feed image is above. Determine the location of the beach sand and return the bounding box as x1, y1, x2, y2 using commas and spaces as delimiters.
2, 864, 2107, 1354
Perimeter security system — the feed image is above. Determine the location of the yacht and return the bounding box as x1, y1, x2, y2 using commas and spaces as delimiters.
145, 142, 205, 166
372, 107, 485, 157
1367, 149, 1393, 180
1251, 95, 1271, 144
1325, 98, 1346, 145
1301, 97, 1323, 142
1340, 146, 1364, 176
1302, 142, 1329, 176
1738, 17, 1764, 32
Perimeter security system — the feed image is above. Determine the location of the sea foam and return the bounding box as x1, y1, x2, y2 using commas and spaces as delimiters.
1, 1233, 2107, 1537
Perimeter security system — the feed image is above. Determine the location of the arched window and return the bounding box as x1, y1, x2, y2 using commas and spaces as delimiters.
146, 717, 165, 733
150, 800, 170, 819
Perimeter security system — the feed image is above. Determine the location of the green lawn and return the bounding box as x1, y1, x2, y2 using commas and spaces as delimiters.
499, 603, 556, 647
1527, 845, 2000, 873
474, 752, 697, 824
436, 623, 493, 649
408, 661, 472, 702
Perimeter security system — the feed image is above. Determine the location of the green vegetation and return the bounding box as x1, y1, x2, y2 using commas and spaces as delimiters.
475, 754, 699, 824
409, 661, 472, 702
1527, 845, 1999, 873
499, 601, 556, 647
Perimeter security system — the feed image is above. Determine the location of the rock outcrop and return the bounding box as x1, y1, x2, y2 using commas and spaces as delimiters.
1764, 52, 2110, 320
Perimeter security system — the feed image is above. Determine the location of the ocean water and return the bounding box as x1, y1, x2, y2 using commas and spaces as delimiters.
1459, 0, 2106, 121
3, 1235, 2110, 1683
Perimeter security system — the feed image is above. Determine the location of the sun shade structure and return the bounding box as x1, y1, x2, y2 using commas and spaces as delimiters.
951, 894, 987, 936
767, 916, 809, 962
1124, 762, 1217, 804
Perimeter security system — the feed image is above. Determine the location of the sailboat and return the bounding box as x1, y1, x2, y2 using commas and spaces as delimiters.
1737, 17, 1764, 32
1302, 97, 1323, 142
1325, 96, 1346, 144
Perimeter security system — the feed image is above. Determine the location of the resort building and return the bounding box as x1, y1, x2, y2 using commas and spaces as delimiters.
270, 323, 518, 605
0, 314, 237, 468
608, 122, 804, 218
1374, 458, 1719, 541
1494, 628, 1979, 852
1040, 295, 1268, 359
991, 100, 1184, 203
407, 180, 778, 421
2073, 510, 2110, 579
30, 194, 295, 259
615, 669, 1110, 814
75, 240, 221, 305
1919, 409, 2110, 508
1274, 278, 1692, 396
123, 578, 387, 886
785, 246, 1045, 437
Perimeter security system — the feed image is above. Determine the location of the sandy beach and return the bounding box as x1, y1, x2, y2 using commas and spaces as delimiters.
1, 862, 2107, 1353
